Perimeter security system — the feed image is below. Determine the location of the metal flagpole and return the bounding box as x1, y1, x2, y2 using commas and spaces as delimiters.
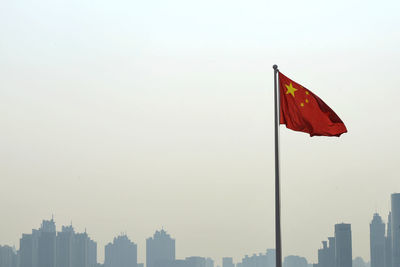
273, 64, 282, 267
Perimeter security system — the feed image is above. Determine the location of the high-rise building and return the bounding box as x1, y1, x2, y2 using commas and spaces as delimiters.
392, 193, 400, 267
38, 219, 57, 267
19, 230, 40, 267
105, 235, 137, 267
317, 237, 335, 267
334, 223, 352, 267
370, 213, 385, 267
146, 229, 175, 267
19, 219, 97, 267
222, 257, 234, 267
57, 226, 97, 267
386, 212, 392, 267
57, 225, 74, 267
0, 245, 17, 267
88, 238, 97, 267
73, 232, 90, 267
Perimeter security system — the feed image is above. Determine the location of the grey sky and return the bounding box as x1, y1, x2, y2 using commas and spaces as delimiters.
1, 0, 400, 264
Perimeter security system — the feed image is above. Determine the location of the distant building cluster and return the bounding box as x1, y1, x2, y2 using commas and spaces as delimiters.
313, 192, 400, 267
1, 193, 400, 267
314, 223, 352, 267
368, 193, 400, 267
18, 218, 97, 267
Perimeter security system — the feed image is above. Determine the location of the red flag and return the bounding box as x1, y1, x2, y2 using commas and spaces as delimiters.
279, 72, 347, 137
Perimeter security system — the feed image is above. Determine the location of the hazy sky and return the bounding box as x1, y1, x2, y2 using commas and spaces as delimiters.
1, 0, 400, 265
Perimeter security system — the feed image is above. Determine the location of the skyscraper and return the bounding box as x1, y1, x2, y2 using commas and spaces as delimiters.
386, 212, 392, 267
73, 232, 90, 267
316, 238, 335, 267
0, 245, 17, 267
19, 230, 39, 267
88, 238, 97, 267
335, 223, 352, 267
392, 193, 400, 267
105, 234, 137, 267
56, 225, 74, 267
370, 213, 385, 267
38, 219, 57, 267
146, 229, 175, 267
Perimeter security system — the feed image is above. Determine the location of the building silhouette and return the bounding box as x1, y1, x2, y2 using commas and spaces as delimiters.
334, 223, 352, 267
0, 245, 17, 267
370, 213, 385, 267
105, 234, 137, 267
38, 219, 57, 267
55, 225, 97, 267
386, 212, 392, 267
283, 255, 308, 267
19, 230, 40, 267
88, 238, 97, 267
392, 193, 400, 267
146, 229, 175, 267
316, 237, 335, 267
238, 249, 275, 267
56, 225, 74, 267
18, 219, 97, 267
222, 257, 234, 267
73, 232, 90, 267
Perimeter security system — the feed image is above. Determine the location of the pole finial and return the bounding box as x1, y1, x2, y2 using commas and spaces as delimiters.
273, 64, 278, 70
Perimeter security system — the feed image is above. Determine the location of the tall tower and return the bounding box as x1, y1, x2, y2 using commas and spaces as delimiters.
20, 230, 40, 267
73, 232, 90, 267
56, 225, 74, 267
335, 223, 352, 267
392, 193, 400, 267
38, 218, 57, 267
317, 237, 335, 267
105, 235, 137, 267
386, 212, 392, 267
370, 213, 385, 267
146, 229, 175, 267
88, 238, 97, 267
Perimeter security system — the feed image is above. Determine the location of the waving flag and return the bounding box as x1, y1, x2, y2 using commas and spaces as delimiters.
279, 72, 347, 137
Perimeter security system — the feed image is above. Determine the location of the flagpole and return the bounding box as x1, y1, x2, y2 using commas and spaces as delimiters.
273, 64, 282, 267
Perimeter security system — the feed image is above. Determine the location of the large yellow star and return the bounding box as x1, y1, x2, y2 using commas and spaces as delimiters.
285, 83, 297, 97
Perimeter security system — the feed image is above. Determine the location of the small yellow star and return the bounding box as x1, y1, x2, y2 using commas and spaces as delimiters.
285, 83, 297, 97
305, 91, 309, 95
305, 99, 309, 103
300, 103, 304, 107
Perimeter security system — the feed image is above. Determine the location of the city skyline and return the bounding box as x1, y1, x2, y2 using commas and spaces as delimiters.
4, 193, 400, 267
0, 218, 354, 267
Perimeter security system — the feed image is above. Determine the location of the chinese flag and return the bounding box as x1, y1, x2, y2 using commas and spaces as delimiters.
279, 72, 347, 137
